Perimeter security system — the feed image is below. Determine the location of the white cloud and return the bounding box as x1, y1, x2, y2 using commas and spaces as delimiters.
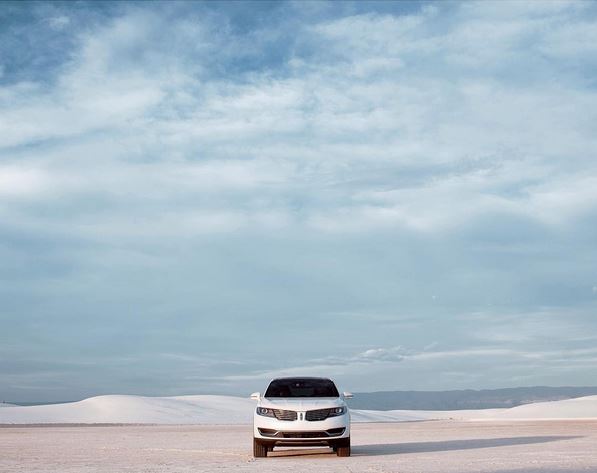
355, 347, 408, 363
4, 2, 597, 237
0, 166, 52, 197
2, 1, 597, 397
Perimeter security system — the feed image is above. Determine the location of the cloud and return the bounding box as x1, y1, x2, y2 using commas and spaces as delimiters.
1, 1, 597, 399
4, 1, 597, 237
0, 165, 50, 197
353, 347, 408, 363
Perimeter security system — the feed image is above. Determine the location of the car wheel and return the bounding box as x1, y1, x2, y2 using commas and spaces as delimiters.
253, 438, 267, 457
336, 437, 350, 457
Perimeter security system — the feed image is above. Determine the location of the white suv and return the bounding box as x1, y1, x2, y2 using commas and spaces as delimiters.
251, 377, 352, 457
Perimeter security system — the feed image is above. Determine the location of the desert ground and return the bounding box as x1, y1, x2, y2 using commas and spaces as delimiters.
1, 420, 597, 473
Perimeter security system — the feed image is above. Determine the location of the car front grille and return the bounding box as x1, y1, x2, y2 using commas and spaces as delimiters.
281, 431, 327, 438
273, 409, 297, 421
305, 408, 331, 421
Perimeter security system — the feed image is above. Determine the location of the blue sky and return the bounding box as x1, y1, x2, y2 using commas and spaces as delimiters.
2, 1, 597, 402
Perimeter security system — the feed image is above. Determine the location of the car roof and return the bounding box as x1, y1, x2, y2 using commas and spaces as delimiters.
270, 377, 333, 382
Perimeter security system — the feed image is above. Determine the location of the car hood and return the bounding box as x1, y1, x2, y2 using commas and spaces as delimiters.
259, 397, 345, 410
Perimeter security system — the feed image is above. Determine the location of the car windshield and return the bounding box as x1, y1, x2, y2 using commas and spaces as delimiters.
265, 378, 339, 398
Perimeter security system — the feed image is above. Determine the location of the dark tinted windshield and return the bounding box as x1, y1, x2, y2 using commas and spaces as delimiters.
265, 378, 339, 398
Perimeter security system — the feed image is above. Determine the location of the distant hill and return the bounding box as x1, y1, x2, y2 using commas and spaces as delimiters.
348, 386, 597, 410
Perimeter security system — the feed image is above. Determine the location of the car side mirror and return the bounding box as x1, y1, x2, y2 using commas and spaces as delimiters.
343, 392, 353, 399
250, 392, 260, 400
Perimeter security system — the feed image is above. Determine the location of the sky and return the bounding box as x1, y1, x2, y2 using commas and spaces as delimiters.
1, 0, 597, 402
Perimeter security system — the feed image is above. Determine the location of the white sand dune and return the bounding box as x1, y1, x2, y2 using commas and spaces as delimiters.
350, 408, 431, 422
0, 395, 255, 424
357, 395, 597, 422
473, 394, 597, 420
1, 394, 597, 424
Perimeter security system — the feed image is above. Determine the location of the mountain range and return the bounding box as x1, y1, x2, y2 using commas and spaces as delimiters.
348, 386, 597, 410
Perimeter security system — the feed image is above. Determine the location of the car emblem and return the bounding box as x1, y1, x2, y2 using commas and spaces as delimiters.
300, 413, 304, 420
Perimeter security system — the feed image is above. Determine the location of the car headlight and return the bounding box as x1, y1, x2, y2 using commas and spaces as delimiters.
328, 406, 346, 417
256, 407, 276, 418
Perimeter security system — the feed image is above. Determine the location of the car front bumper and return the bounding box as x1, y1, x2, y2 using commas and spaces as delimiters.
253, 412, 350, 446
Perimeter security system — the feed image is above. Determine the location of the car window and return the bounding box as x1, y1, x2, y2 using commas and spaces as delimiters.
265, 378, 339, 398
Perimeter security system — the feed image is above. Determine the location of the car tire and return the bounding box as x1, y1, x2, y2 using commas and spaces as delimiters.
336, 437, 351, 457
253, 438, 267, 457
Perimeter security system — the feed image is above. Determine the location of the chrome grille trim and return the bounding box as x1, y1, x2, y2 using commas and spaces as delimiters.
272, 409, 297, 421
305, 408, 330, 421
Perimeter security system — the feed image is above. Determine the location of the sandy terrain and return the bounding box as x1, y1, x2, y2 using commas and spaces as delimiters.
1, 421, 596, 473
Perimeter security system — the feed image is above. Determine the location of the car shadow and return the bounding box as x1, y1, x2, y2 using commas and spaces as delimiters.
268, 447, 335, 458
354, 436, 582, 456
268, 435, 581, 458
